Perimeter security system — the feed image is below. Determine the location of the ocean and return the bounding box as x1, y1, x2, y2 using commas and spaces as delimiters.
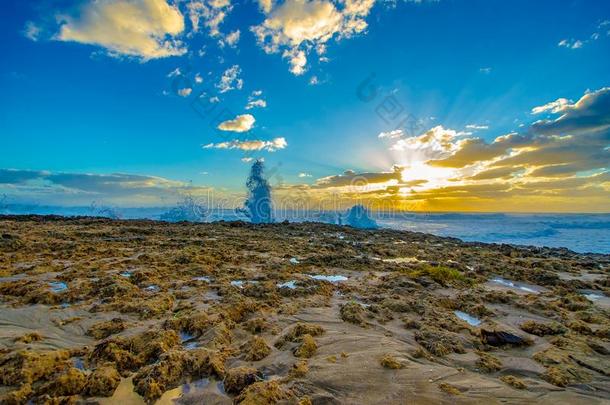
2, 205, 609, 254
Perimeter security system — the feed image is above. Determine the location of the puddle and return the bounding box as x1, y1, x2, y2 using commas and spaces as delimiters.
49, 281, 68, 293
193, 276, 211, 282
277, 280, 298, 289
289, 258, 300, 264
580, 290, 610, 308
454, 310, 481, 326
144, 285, 160, 293
489, 277, 542, 294
382, 257, 421, 264
119, 272, 132, 278
180, 331, 198, 350
157, 378, 227, 404
231, 280, 258, 288
72, 357, 86, 370
309, 274, 348, 283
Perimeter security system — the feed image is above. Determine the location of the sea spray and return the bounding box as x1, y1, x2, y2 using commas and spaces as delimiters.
344, 204, 378, 229
241, 160, 274, 224
160, 195, 207, 222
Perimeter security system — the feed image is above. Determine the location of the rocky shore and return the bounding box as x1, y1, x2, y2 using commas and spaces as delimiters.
1, 215, 609, 404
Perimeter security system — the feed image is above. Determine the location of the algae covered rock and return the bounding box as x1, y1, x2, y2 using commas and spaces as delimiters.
294, 334, 317, 358
243, 336, 272, 361
87, 318, 127, 339
235, 380, 291, 404
224, 366, 261, 394
86, 364, 121, 396
520, 320, 566, 336
340, 302, 368, 326
275, 323, 324, 349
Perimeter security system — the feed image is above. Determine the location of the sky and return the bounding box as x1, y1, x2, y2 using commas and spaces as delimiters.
1, 0, 609, 212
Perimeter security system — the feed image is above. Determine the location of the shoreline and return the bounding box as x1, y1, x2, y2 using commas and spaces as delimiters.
2, 214, 609, 257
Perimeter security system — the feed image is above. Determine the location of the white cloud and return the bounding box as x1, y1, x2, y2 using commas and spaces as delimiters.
210, 96, 220, 103
204, 137, 287, 152
479, 67, 492, 74
531, 98, 571, 114
284, 48, 307, 75
465, 124, 489, 130
558, 39, 583, 49
217, 114, 256, 132
55, 0, 186, 60
195, 73, 203, 83
378, 129, 404, 139
178, 88, 192, 97
23, 21, 42, 41
389, 126, 463, 161
217, 64, 243, 93
246, 99, 267, 109
258, 0, 274, 13
251, 0, 375, 75
219, 29, 240, 48
187, 0, 232, 37
298, 172, 312, 177
167, 67, 182, 77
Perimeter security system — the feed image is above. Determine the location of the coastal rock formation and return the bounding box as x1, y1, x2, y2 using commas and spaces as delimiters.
0, 215, 609, 404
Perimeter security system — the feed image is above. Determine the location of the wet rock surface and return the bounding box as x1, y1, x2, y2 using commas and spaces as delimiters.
0, 215, 609, 404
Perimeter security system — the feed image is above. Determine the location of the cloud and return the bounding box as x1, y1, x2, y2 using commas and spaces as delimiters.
389, 126, 464, 159
465, 124, 489, 130
54, 0, 186, 60
251, 0, 375, 75
314, 165, 404, 188
378, 129, 405, 139
204, 137, 287, 151
217, 114, 255, 132
219, 29, 240, 47
245, 90, 267, 109
246, 99, 267, 109
531, 98, 571, 114
425, 87, 610, 180
217, 64, 243, 93
258, 0, 274, 13
23, 21, 42, 41
298, 172, 312, 178
0, 169, 210, 206
187, 0, 232, 37
283, 48, 308, 75
178, 87, 192, 97
0, 169, 49, 184
558, 39, 583, 49
530, 87, 610, 135
426, 132, 528, 168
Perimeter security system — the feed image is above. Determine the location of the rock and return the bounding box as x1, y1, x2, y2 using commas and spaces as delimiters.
86, 364, 121, 396
224, 366, 261, 394
480, 329, 529, 347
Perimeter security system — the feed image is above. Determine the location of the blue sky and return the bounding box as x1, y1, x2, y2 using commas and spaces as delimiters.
1, 0, 609, 211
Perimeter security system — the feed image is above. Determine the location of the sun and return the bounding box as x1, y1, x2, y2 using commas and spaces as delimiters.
400, 162, 456, 190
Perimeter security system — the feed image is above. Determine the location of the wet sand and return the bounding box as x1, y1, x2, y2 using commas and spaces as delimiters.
1, 215, 609, 404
